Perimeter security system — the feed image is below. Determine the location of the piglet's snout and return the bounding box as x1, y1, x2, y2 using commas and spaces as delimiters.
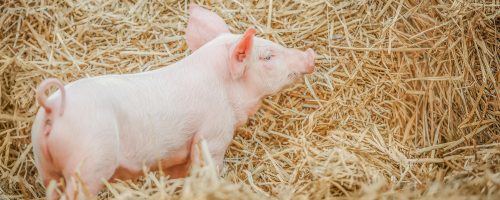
303, 48, 316, 74
288, 48, 316, 74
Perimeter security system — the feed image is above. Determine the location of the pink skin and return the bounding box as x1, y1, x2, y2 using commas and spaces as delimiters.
31, 4, 315, 200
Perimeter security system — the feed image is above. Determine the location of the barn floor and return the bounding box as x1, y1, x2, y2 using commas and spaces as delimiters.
0, 0, 499, 199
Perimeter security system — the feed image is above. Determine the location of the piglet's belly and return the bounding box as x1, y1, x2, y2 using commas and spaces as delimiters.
110, 166, 143, 181
110, 140, 193, 181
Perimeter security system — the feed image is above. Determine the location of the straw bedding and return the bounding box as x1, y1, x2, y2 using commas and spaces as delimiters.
1, 0, 499, 199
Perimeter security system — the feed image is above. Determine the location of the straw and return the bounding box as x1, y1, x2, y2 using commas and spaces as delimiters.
0, 0, 499, 199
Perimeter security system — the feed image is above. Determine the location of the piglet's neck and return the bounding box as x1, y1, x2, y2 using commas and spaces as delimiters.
227, 76, 265, 126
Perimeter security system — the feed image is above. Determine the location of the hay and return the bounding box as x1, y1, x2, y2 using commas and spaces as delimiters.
0, 0, 499, 199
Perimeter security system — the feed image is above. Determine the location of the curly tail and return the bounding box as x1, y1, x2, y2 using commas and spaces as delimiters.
36, 78, 66, 116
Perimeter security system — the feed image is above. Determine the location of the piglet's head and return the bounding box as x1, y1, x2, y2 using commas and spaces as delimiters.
186, 4, 316, 95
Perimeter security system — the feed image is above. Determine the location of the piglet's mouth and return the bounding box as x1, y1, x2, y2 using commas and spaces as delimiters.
288, 72, 307, 83
287, 72, 300, 80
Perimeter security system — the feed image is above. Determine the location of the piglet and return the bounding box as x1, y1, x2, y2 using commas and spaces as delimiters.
31, 4, 316, 200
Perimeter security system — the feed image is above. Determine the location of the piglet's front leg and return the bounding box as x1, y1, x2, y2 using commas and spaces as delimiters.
189, 134, 228, 176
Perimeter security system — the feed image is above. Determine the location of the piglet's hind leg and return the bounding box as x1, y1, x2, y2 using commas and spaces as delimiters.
59, 142, 119, 199
62, 160, 118, 200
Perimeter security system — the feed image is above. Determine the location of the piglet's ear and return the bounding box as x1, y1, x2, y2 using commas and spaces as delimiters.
186, 4, 230, 51
230, 28, 256, 80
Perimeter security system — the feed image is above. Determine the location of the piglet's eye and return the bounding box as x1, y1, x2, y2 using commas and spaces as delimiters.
264, 55, 272, 61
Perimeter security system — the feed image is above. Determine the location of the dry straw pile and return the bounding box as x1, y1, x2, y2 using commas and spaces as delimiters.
1, 0, 499, 199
